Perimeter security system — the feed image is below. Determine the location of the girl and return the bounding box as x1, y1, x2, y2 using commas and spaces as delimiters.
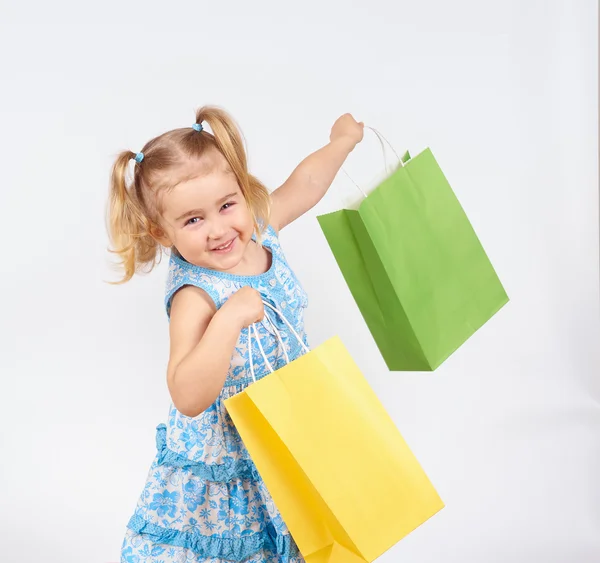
109, 106, 363, 563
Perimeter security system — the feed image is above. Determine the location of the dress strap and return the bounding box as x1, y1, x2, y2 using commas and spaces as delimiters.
259, 223, 280, 253
164, 259, 223, 317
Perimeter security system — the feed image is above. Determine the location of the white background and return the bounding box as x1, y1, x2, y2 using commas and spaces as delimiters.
0, 1, 598, 562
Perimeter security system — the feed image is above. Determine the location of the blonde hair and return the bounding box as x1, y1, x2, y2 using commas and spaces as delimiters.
107, 106, 271, 283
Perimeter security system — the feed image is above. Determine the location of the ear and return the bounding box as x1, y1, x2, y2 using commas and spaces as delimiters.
149, 223, 172, 247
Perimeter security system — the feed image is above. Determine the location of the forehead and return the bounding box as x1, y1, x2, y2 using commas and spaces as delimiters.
160, 151, 239, 215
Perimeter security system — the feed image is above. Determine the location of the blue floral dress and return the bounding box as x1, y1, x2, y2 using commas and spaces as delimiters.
121, 225, 309, 563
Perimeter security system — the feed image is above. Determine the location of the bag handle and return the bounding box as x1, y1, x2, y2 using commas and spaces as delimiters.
248, 300, 310, 383
341, 126, 406, 199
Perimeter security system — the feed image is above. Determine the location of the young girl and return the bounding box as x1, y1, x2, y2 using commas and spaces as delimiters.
109, 106, 363, 563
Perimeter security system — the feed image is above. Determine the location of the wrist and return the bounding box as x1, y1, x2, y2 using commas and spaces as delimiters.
217, 302, 245, 332
330, 135, 358, 154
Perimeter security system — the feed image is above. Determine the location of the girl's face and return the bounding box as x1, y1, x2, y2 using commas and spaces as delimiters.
156, 151, 255, 272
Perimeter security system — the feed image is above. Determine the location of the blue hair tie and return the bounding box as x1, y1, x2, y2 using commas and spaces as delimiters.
192, 122, 203, 132
134, 152, 144, 163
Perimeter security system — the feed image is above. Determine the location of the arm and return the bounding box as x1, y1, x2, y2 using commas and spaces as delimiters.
167, 285, 263, 417
270, 113, 364, 232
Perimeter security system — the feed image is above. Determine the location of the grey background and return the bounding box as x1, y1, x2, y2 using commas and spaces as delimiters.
0, 1, 598, 561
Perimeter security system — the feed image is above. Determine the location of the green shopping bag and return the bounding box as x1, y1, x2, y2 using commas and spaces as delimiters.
317, 130, 508, 371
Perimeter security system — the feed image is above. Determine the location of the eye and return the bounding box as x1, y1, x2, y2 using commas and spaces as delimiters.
185, 217, 202, 226
221, 202, 236, 211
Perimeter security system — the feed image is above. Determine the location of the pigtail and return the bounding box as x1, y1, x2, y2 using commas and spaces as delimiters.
196, 107, 271, 240
107, 151, 160, 283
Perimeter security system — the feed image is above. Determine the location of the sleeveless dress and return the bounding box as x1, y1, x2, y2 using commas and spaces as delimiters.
120, 225, 309, 563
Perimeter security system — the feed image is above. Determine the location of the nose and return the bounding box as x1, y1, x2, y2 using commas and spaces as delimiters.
208, 218, 228, 241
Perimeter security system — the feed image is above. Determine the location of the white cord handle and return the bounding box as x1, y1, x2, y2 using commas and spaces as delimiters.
341, 126, 404, 199
247, 300, 310, 383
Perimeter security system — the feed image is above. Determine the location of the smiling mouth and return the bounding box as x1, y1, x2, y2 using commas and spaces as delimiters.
211, 237, 236, 252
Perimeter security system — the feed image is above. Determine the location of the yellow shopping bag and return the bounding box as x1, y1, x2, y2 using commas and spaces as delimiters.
225, 303, 444, 562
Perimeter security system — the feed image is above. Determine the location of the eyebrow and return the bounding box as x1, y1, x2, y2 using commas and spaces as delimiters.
175, 192, 239, 222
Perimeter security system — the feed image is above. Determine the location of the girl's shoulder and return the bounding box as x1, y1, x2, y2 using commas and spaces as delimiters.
165, 253, 225, 317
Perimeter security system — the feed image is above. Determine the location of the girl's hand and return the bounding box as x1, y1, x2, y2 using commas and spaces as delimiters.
329, 113, 364, 149
223, 286, 265, 329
